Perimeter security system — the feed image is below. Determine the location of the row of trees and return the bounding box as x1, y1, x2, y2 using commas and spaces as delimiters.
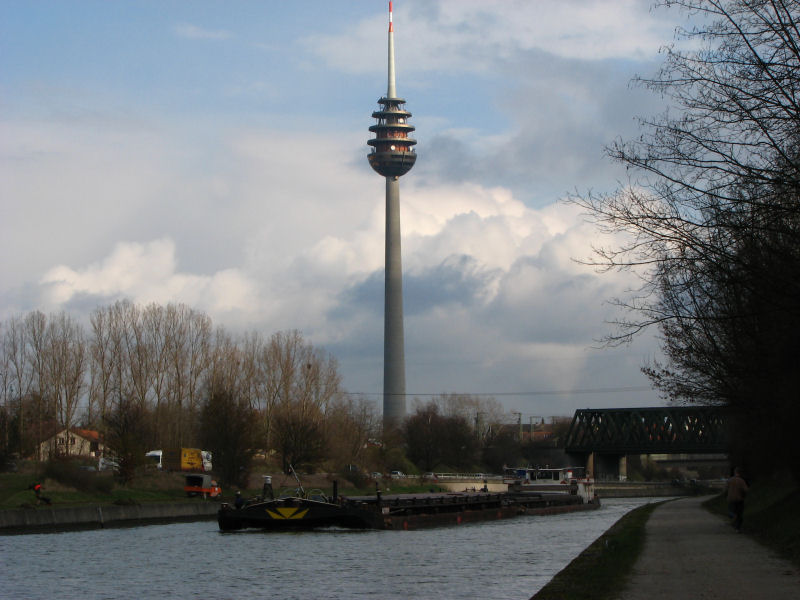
401, 397, 572, 475
573, 0, 800, 480
1, 302, 537, 487
0, 302, 377, 485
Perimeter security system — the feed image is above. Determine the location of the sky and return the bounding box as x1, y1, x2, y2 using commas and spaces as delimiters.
0, 0, 692, 419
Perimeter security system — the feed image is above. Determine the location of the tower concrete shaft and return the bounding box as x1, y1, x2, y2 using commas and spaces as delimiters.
383, 176, 405, 426
367, 2, 416, 429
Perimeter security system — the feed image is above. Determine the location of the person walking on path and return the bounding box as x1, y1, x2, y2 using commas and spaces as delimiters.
618, 496, 800, 600
727, 467, 748, 531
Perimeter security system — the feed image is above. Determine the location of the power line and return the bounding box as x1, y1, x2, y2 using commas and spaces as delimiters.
348, 385, 653, 398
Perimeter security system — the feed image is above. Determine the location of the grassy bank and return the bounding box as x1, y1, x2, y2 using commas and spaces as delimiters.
531, 501, 661, 600
0, 468, 428, 511
0, 471, 193, 509
703, 476, 800, 567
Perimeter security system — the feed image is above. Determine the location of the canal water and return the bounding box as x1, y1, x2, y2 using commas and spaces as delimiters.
2, 498, 654, 600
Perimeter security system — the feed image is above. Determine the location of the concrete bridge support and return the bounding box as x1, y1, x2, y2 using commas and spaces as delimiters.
571, 452, 627, 481
582, 452, 628, 481
595, 454, 622, 481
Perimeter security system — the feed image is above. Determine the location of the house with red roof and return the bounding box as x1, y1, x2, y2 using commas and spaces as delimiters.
36, 428, 104, 460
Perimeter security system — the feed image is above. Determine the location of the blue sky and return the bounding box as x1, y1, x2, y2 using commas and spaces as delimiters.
1, 1, 689, 418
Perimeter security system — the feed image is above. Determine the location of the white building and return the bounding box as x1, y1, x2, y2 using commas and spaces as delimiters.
37, 428, 103, 459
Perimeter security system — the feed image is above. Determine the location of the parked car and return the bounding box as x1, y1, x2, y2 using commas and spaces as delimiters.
371, 472, 383, 479
390, 470, 405, 479
98, 457, 119, 471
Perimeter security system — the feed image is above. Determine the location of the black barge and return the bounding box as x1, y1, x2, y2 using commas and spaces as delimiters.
218, 480, 600, 532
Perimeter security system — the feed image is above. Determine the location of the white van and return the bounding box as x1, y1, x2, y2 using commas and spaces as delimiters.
201, 450, 213, 472
145, 450, 163, 469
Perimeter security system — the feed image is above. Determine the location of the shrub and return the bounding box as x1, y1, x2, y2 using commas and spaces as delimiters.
42, 458, 114, 494
342, 469, 371, 490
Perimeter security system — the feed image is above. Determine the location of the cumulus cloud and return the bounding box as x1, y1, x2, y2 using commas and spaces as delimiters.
12, 126, 654, 411
39, 239, 258, 318
308, 0, 672, 76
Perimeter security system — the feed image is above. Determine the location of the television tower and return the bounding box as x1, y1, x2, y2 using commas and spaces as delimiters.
368, 1, 417, 429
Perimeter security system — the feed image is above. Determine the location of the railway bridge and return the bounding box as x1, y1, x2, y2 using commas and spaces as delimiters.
564, 406, 728, 480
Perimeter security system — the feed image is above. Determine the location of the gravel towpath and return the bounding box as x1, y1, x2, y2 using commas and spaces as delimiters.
619, 495, 800, 600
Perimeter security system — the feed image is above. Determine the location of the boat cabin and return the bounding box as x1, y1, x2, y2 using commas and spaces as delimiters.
502, 466, 586, 485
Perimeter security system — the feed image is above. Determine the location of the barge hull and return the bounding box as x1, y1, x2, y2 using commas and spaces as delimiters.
218, 490, 600, 532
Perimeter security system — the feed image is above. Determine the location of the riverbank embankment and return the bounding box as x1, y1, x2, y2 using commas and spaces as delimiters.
0, 501, 218, 534
595, 480, 722, 498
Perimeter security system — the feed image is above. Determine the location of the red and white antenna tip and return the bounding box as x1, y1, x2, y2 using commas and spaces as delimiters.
389, 1, 393, 32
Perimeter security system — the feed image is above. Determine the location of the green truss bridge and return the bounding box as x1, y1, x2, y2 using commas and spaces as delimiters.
564, 407, 729, 479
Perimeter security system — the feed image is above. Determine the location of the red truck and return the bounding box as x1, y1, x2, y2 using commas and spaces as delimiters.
184, 474, 221, 499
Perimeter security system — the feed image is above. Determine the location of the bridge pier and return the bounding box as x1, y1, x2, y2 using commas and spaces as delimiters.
577, 452, 629, 481
595, 454, 624, 481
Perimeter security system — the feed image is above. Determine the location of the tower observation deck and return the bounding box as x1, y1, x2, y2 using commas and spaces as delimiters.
368, 2, 416, 429
368, 98, 417, 177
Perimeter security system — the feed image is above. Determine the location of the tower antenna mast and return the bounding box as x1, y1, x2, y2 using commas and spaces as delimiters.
387, 0, 396, 98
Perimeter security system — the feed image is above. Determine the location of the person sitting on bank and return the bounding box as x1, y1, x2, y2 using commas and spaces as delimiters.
726, 467, 748, 532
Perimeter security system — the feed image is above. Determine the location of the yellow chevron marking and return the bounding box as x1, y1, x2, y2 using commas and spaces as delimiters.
266, 507, 309, 520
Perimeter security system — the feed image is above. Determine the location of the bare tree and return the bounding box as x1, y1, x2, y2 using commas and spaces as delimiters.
325, 395, 379, 470
25, 311, 49, 460
182, 308, 211, 445
272, 403, 327, 473
0, 320, 9, 457
143, 304, 170, 444
103, 396, 150, 484
573, 0, 800, 340
404, 401, 479, 472
2, 304, 354, 471
2, 316, 35, 457
431, 393, 507, 440
570, 0, 800, 478
263, 331, 343, 471
88, 306, 116, 426
42, 313, 87, 443
162, 304, 211, 448
199, 372, 258, 488
123, 302, 151, 408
